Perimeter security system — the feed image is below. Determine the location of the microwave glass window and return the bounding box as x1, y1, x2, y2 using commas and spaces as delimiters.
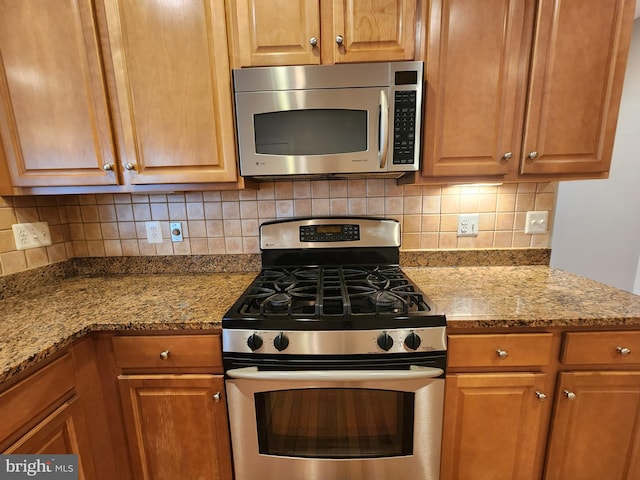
254, 388, 414, 459
254, 109, 367, 155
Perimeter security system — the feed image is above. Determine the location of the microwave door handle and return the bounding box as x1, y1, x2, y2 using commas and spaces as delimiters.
379, 90, 389, 169
225, 366, 444, 381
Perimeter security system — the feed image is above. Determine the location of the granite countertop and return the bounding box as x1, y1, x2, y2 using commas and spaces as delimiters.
2, 263, 640, 383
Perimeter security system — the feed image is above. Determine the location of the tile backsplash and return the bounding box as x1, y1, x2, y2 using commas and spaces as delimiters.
0, 180, 556, 276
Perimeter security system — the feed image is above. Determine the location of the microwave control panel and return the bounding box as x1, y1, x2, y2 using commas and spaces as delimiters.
392, 91, 417, 165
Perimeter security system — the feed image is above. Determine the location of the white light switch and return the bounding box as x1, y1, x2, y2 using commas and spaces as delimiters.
525, 211, 548, 234
12, 222, 52, 250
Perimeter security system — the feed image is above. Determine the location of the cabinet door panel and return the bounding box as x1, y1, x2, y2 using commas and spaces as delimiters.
545, 371, 640, 480
105, 0, 237, 184
118, 374, 232, 480
522, 0, 635, 175
5, 399, 94, 480
229, 0, 321, 66
333, 0, 417, 63
422, 0, 534, 177
0, 0, 116, 187
441, 372, 549, 480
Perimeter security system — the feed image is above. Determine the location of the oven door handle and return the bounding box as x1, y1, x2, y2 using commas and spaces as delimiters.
225, 365, 444, 381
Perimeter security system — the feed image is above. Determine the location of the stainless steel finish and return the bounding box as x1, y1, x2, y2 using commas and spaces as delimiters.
564, 390, 577, 400
260, 217, 401, 249
226, 373, 444, 480
309, 37, 317, 47
233, 61, 423, 178
502, 152, 513, 161
617, 346, 632, 355
527, 151, 538, 160
226, 366, 444, 381
124, 162, 136, 170
102, 163, 113, 171
335, 35, 344, 45
379, 90, 389, 169
496, 349, 509, 359
159, 350, 170, 360
213, 392, 221, 402
535, 391, 548, 401
222, 327, 447, 355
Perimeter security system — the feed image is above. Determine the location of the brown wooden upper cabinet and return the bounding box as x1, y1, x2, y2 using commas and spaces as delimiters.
0, 0, 238, 194
419, 0, 636, 182
226, 0, 417, 66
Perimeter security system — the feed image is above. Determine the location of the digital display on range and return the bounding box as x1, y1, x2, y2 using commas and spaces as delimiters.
300, 224, 360, 242
316, 225, 342, 234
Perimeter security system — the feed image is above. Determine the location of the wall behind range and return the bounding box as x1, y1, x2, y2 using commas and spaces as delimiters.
0, 180, 557, 276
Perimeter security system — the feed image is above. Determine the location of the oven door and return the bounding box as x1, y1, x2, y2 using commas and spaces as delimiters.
225, 366, 444, 480
235, 87, 391, 177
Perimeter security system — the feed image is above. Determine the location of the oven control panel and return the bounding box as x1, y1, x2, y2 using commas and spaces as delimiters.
223, 327, 447, 356
299, 224, 360, 242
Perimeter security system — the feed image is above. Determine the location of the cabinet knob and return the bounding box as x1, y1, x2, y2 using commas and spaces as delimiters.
617, 346, 631, 356
159, 350, 170, 360
309, 37, 318, 47
501, 152, 513, 161
527, 151, 538, 160
535, 391, 547, 401
563, 390, 576, 400
102, 163, 114, 171
213, 392, 221, 402
496, 349, 508, 359
124, 162, 136, 171
335, 35, 344, 45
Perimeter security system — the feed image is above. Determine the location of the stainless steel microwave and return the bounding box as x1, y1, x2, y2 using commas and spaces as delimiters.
233, 61, 423, 180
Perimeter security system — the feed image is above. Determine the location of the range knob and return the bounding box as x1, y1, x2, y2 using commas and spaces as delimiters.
246, 333, 263, 351
377, 332, 394, 351
274, 333, 290, 352
404, 332, 422, 350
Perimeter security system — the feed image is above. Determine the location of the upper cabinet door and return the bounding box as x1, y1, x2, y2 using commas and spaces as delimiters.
422, 0, 534, 178
521, 0, 636, 176
104, 0, 237, 185
0, 0, 117, 187
227, 0, 321, 66
332, 0, 417, 63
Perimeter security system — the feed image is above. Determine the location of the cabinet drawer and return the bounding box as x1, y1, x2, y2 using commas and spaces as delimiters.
0, 354, 75, 445
112, 335, 222, 371
562, 331, 640, 365
448, 333, 553, 368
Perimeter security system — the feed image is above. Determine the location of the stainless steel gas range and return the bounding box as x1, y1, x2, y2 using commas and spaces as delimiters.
222, 217, 447, 480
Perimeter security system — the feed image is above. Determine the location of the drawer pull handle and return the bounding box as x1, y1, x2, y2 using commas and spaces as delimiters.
535, 391, 547, 401
617, 346, 631, 356
213, 392, 221, 403
563, 390, 576, 400
159, 350, 170, 360
496, 349, 508, 359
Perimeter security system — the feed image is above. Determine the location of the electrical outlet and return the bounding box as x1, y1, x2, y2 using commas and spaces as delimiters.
12, 222, 52, 250
525, 211, 548, 234
145, 221, 163, 243
457, 214, 479, 237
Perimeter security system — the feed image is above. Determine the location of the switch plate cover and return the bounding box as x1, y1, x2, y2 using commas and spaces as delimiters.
525, 211, 549, 234
12, 222, 52, 250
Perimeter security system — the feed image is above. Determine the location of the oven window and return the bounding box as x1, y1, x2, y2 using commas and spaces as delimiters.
254, 388, 414, 459
254, 109, 367, 155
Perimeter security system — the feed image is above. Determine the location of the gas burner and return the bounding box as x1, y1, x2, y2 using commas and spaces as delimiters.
262, 292, 292, 313
274, 275, 297, 291
369, 290, 407, 310
366, 272, 391, 290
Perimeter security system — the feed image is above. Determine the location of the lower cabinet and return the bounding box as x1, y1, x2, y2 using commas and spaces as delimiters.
444, 330, 640, 480
441, 373, 549, 480
112, 334, 233, 480
4, 398, 93, 480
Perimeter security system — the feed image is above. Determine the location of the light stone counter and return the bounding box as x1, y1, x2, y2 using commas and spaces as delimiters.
2, 260, 640, 383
